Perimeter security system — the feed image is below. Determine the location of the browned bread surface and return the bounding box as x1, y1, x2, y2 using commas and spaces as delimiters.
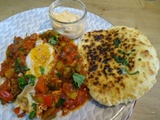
78, 26, 159, 106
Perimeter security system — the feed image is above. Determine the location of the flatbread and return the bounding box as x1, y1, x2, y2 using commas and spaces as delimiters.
78, 26, 159, 106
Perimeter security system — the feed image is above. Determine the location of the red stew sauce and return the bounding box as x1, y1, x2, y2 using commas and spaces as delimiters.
0, 30, 89, 119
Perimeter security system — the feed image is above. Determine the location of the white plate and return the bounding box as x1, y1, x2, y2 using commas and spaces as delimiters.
0, 7, 135, 120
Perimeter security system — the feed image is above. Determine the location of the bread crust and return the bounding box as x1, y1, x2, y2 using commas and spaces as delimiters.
78, 26, 159, 106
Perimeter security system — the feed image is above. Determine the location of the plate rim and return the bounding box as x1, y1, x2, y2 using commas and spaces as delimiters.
0, 7, 135, 120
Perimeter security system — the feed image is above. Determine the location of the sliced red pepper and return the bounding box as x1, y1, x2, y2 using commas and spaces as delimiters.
0, 90, 14, 102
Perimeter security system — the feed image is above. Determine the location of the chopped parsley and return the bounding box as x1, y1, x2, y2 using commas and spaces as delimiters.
48, 35, 59, 45
18, 74, 36, 89
118, 50, 130, 56
29, 103, 37, 120
114, 38, 121, 48
40, 66, 45, 75
120, 67, 139, 75
18, 77, 28, 89
31, 103, 37, 110
56, 98, 66, 107
138, 58, 142, 61
14, 58, 30, 74
26, 74, 36, 86
57, 72, 62, 78
73, 73, 85, 88
113, 38, 139, 76
118, 49, 136, 56
114, 56, 129, 66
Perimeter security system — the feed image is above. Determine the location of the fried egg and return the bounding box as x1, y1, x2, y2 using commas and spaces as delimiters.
26, 39, 54, 77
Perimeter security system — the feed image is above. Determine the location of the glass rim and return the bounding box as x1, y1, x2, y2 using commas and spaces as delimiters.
48, 0, 87, 24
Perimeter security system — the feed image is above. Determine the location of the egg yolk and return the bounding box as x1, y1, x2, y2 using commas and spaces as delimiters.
28, 44, 53, 77
31, 44, 50, 65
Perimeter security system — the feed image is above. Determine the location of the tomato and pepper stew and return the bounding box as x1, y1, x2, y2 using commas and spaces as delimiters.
0, 30, 89, 119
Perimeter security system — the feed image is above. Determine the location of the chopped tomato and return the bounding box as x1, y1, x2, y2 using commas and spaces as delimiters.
34, 94, 44, 103
42, 94, 53, 107
0, 90, 14, 102
62, 83, 77, 100
64, 98, 75, 110
35, 94, 54, 107
69, 52, 78, 60
75, 85, 88, 106
0, 79, 10, 91
29, 33, 38, 40
65, 55, 74, 63
17, 112, 26, 118
14, 107, 20, 115
68, 42, 77, 50
62, 83, 74, 96
19, 56, 26, 65
0, 79, 14, 102
65, 52, 77, 64
0, 62, 9, 76
60, 35, 69, 42
63, 44, 78, 63
35, 76, 48, 93
63, 46, 72, 53
22, 39, 35, 50
0, 30, 89, 119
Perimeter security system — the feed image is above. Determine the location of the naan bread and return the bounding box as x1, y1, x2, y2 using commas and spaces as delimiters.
78, 26, 159, 106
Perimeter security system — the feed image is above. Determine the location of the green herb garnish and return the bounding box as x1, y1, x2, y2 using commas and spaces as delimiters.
48, 35, 59, 45
118, 49, 136, 56
18, 47, 25, 51
118, 50, 130, 56
29, 103, 37, 120
18, 74, 36, 89
131, 49, 136, 52
29, 111, 36, 120
114, 39, 121, 48
40, 66, 45, 75
18, 77, 28, 89
31, 103, 37, 110
14, 58, 30, 73
114, 56, 129, 66
25, 74, 36, 86
138, 58, 142, 61
120, 67, 139, 75
56, 98, 66, 107
73, 73, 85, 88
57, 72, 62, 78
75, 55, 79, 60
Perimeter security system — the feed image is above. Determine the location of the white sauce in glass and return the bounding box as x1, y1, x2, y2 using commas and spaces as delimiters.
50, 10, 85, 39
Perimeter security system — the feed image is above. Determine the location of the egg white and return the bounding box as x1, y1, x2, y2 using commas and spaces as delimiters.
26, 39, 54, 77
14, 39, 55, 113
